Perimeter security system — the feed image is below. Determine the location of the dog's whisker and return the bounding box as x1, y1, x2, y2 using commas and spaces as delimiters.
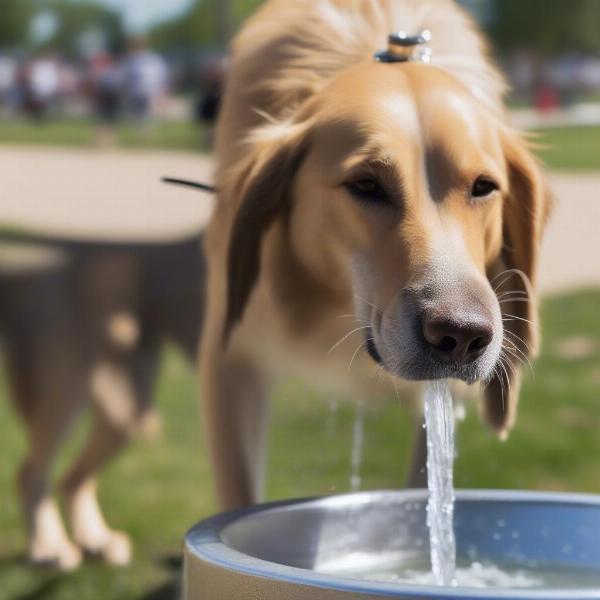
492, 269, 532, 293
496, 287, 530, 295
499, 298, 531, 305
503, 329, 531, 353
490, 268, 517, 287
490, 269, 511, 286
503, 339, 534, 376
372, 363, 387, 385
502, 344, 526, 371
336, 314, 370, 323
502, 313, 533, 325
490, 362, 506, 410
353, 293, 384, 315
497, 358, 512, 401
499, 350, 518, 377
504, 352, 534, 382
347, 339, 367, 373
328, 325, 370, 354
504, 330, 529, 355
492, 271, 526, 293
496, 290, 530, 301
504, 312, 533, 323
497, 355, 516, 390
503, 336, 530, 359
494, 365, 506, 409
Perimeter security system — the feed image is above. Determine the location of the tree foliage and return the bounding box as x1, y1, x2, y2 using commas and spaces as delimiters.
0, 0, 125, 56
490, 0, 600, 56
0, 0, 34, 48
150, 0, 264, 50
38, 0, 125, 56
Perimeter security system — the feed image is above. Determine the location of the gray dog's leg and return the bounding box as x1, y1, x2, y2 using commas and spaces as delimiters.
61, 335, 160, 565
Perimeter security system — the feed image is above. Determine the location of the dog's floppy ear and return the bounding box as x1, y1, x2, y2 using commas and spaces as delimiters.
483, 129, 552, 438
222, 122, 310, 343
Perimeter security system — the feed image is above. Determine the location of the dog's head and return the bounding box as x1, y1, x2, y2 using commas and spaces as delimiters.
221, 62, 551, 437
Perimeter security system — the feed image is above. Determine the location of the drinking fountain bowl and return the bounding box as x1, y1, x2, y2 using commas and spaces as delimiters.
183, 489, 600, 599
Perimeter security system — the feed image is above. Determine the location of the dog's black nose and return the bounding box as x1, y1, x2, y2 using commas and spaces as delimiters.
422, 313, 493, 364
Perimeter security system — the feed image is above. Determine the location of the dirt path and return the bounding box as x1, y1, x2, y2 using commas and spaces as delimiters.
540, 175, 600, 294
1, 146, 215, 241
1, 146, 598, 294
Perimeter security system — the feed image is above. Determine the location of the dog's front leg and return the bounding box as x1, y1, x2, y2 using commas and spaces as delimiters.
202, 352, 269, 511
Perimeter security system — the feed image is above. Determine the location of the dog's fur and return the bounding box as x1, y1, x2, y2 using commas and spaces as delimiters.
0, 235, 204, 569
202, 0, 551, 510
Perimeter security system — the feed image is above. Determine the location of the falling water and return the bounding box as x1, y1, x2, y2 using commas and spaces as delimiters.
350, 401, 365, 492
424, 380, 457, 586
327, 400, 339, 438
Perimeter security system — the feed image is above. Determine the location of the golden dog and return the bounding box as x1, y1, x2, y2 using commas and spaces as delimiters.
201, 0, 551, 510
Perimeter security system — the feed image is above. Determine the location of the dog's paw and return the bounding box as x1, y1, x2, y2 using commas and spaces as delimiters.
79, 530, 132, 566
30, 538, 82, 571
102, 531, 132, 566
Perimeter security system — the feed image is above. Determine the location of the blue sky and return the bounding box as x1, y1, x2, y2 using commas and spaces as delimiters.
94, 0, 195, 32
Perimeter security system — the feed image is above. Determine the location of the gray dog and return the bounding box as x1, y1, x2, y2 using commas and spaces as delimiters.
0, 233, 204, 569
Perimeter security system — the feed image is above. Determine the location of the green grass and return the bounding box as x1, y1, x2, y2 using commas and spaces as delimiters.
0, 118, 599, 170
535, 126, 600, 170
1, 288, 600, 598
0, 118, 206, 152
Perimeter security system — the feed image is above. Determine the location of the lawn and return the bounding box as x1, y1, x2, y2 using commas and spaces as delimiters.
534, 125, 600, 171
1, 288, 600, 599
0, 117, 599, 170
0, 118, 205, 153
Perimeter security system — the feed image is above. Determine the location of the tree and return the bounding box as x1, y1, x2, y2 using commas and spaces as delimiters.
150, 0, 264, 51
33, 0, 125, 56
490, 0, 600, 56
0, 0, 34, 49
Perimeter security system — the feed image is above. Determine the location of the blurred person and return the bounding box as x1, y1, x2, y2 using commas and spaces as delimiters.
0, 54, 18, 116
23, 51, 61, 122
195, 52, 227, 147
122, 38, 168, 132
57, 59, 84, 117
88, 51, 123, 146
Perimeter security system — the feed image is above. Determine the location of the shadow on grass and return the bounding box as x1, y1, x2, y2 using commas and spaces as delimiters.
11, 576, 65, 600
138, 555, 182, 600
139, 579, 179, 600
0, 553, 69, 600
0, 553, 27, 570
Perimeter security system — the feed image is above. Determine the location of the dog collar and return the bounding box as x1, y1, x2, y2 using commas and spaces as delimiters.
374, 30, 432, 64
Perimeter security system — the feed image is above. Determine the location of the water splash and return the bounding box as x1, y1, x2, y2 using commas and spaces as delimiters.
350, 401, 365, 492
424, 380, 457, 586
327, 400, 339, 438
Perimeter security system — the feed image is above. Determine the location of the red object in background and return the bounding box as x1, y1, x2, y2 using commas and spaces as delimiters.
534, 83, 559, 113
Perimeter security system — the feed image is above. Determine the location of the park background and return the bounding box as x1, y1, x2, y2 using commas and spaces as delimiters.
1, 1, 600, 599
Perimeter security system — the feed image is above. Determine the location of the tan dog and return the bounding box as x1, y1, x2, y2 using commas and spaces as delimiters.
201, 0, 551, 510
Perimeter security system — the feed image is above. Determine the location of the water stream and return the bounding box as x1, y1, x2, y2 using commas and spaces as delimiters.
318, 380, 589, 589
350, 401, 365, 492
424, 380, 457, 586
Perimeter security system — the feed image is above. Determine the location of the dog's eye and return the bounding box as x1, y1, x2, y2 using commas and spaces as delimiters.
345, 178, 389, 203
471, 176, 499, 199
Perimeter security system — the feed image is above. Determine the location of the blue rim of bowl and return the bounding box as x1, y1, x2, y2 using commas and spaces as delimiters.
184, 489, 600, 600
